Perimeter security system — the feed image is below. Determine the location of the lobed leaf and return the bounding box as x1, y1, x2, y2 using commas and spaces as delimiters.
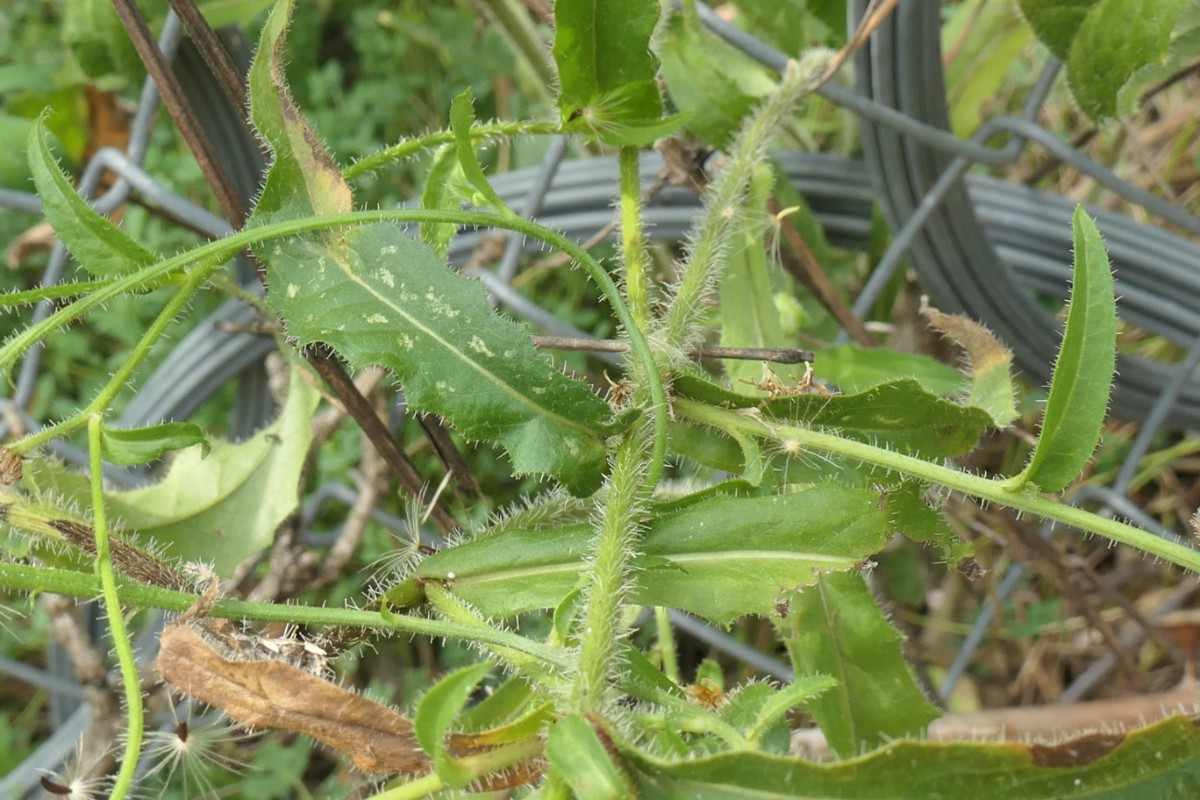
777, 571, 941, 757
246, 0, 619, 495
1009, 207, 1116, 493
393, 483, 890, 626
628, 714, 1200, 798
675, 374, 991, 459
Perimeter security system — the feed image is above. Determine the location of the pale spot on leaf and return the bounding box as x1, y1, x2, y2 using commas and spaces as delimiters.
468, 336, 495, 357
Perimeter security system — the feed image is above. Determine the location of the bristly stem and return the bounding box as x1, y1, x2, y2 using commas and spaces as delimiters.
346, 120, 560, 180
424, 582, 565, 690
654, 55, 831, 365
0, 559, 572, 668
3, 208, 670, 494
571, 428, 652, 713
619, 146, 651, 330
87, 415, 142, 800
675, 397, 1200, 575
16, 266, 215, 454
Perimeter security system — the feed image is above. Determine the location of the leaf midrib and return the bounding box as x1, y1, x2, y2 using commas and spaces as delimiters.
322, 240, 609, 440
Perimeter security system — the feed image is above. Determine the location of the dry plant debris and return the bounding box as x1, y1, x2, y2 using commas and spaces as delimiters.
156, 623, 431, 775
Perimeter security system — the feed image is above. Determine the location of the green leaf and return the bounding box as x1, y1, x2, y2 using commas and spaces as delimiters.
922, 302, 1018, 428
98, 422, 209, 466
27, 120, 157, 278
745, 675, 838, 744
22, 367, 320, 575
21, 370, 316, 575
415, 661, 492, 788
0, 115, 38, 191
1018, 0, 1190, 121
667, 419, 746, 475
246, 0, 352, 224
246, 0, 618, 495
1067, 0, 1187, 120
777, 571, 941, 757
111, 366, 316, 573
401, 483, 891, 626
194, 0, 276, 28
456, 677, 534, 732
463, 702, 553, 748
553, 0, 673, 145
63, 0, 144, 88
628, 715, 1200, 798
814, 344, 969, 397
450, 90, 511, 214
418, 145, 463, 260
719, 165, 803, 389
1018, 0, 1099, 60
546, 714, 632, 800
944, 0, 1034, 136
888, 480, 973, 565
727, 0, 819, 56
675, 375, 991, 459
660, 4, 778, 149
262, 226, 617, 495
1009, 207, 1116, 493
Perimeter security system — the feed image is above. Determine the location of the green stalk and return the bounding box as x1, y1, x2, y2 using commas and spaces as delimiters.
0, 561, 571, 668
572, 429, 652, 713
4, 207, 668, 490
346, 121, 558, 180
16, 267, 215, 454
368, 738, 543, 800
87, 416, 141, 800
619, 146, 651, 330
425, 582, 565, 689
655, 56, 828, 364
0, 277, 113, 308
676, 397, 1200, 574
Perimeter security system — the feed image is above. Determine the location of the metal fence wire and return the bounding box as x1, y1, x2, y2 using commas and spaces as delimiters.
3, 1, 1200, 793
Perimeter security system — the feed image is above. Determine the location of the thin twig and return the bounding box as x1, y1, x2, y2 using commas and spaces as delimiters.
164, 0, 249, 110
532, 335, 814, 364
306, 345, 458, 532
109, 0, 246, 232
770, 197, 876, 347
419, 416, 484, 499
110, 3, 458, 529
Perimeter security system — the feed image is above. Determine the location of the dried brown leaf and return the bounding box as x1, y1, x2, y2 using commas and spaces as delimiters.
156, 624, 430, 774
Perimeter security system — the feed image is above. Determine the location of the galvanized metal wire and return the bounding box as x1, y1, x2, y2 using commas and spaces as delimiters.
4, 1, 1200, 792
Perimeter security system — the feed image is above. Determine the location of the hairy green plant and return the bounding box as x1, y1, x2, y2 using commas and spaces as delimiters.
4, 1, 1200, 798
